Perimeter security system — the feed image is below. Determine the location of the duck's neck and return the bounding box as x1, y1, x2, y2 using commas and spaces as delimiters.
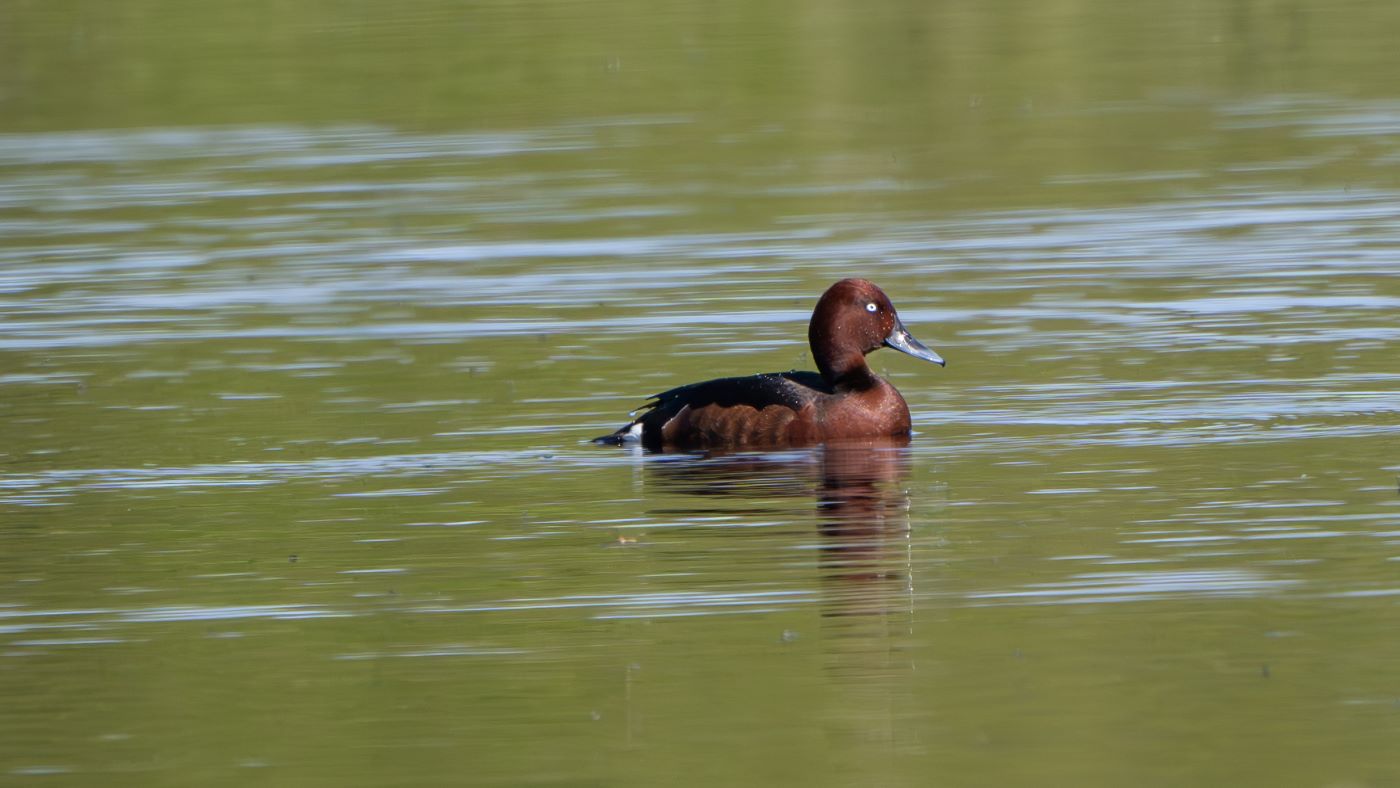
815, 348, 881, 391
808, 300, 882, 391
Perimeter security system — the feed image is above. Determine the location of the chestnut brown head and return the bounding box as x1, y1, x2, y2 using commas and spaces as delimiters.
808, 278, 944, 385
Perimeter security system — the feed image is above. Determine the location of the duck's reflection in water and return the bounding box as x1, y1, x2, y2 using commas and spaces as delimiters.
806, 441, 922, 762
814, 440, 913, 617
644, 438, 924, 758
644, 437, 917, 627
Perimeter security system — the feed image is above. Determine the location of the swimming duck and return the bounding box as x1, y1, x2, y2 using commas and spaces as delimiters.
595, 278, 945, 450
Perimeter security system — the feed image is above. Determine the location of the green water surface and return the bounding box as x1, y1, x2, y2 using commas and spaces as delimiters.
3, 1, 1400, 786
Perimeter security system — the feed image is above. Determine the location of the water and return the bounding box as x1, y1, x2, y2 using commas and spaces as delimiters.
4, 1, 1400, 785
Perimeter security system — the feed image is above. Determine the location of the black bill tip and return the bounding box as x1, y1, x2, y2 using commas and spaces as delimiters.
884, 319, 946, 367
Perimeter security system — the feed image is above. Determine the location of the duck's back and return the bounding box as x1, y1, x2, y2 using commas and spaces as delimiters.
598, 370, 832, 450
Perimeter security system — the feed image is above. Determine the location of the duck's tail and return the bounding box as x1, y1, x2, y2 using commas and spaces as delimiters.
592, 421, 643, 445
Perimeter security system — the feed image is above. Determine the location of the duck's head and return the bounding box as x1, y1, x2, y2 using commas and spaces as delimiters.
809, 278, 945, 385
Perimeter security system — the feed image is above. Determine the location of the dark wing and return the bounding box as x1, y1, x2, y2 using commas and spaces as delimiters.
593, 371, 830, 447
647, 370, 830, 412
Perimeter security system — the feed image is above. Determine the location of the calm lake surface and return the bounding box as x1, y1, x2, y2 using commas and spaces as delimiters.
3, 1, 1400, 786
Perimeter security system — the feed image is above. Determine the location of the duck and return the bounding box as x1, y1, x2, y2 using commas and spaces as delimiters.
594, 278, 945, 450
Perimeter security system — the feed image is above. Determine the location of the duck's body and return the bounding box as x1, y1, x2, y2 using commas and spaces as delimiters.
595, 279, 945, 451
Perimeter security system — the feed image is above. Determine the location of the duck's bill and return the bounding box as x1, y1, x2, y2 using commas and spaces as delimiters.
885, 319, 946, 367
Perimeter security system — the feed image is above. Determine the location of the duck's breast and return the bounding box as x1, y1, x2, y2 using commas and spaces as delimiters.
816, 379, 912, 440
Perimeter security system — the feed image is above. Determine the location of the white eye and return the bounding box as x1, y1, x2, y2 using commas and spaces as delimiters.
865, 303, 877, 313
